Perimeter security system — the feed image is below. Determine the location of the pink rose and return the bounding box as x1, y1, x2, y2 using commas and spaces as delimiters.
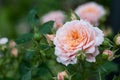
41, 11, 65, 29
53, 20, 104, 66
75, 2, 105, 25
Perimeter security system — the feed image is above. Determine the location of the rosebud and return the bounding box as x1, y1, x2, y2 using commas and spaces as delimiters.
102, 50, 113, 60
45, 34, 55, 41
11, 48, 18, 57
57, 71, 68, 80
114, 34, 120, 46
33, 33, 41, 41
45, 34, 55, 45
9, 40, 16, 48
102, 38, 111, 47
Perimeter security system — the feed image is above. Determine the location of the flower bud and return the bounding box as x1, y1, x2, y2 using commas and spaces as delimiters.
114, 34, 120, 46
45, 34, 55, 41
9, 40, 16, 48
57, 71, 68, 80
102, 50, 113, 60
11, 48, 18, 57
33, 33, 41, 41
45, 34, 55, 45
102, 38, 111, 46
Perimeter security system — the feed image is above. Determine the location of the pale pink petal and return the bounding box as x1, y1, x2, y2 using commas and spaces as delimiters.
86, 54, 96, 62
93, 27, 104, 46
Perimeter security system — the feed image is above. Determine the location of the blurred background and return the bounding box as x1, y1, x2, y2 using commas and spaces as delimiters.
0, 0, 113, 39
0, 0, 120, 80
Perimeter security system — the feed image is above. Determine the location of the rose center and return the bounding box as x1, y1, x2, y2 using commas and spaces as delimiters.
84, 7, 96, 13
65, 30, 83, 47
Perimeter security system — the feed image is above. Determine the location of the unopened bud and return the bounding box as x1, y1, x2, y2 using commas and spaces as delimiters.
33, 33, 41, 41
45, 34, 55, 41
9, 40, 16, 48
11, 48, 18, 57
102, 50, 113, 60
57, 71, 68, 80
102, 38, 111, 46
45, 34, 55, 45
114, 34, 120, 46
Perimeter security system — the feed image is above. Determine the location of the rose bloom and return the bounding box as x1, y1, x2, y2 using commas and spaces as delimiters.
41, 11, 65, 29
53, 20, 104, 66
75, 2, 105, 25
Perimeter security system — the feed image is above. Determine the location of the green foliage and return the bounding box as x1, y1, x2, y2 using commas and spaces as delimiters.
39, 21, 54, 34
113, 75, 120, 80
0, 0, 119, 80
28, 8, 39, 28
99, 62, 117, 79
15, 33, 33, 44
22, 70, 32, 80
100, 62, 118, 75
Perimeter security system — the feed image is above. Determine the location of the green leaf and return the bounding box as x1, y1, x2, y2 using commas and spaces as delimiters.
22, 70, 32, 80
28, 8, 39, 28
15, 33, 33, 44
39, 21, 54, 34
25, 50, 36, 60
113, 75, 120, 80
100, 62, 118, 74
39, 44, 50, 50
